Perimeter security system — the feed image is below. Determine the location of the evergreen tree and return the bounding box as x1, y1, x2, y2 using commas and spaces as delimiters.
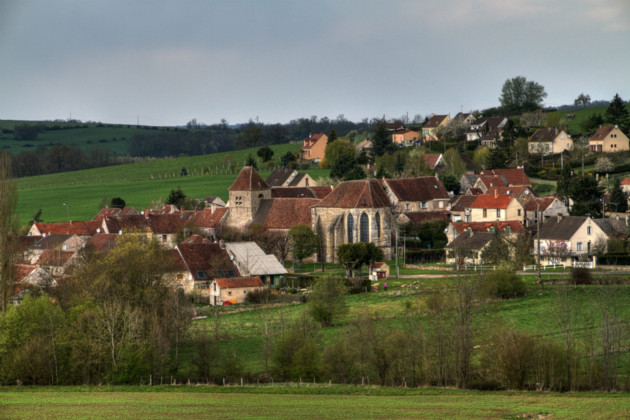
556, 165, 573, 201
609, 178, 628, 213
166, 188, 187, 207
569, 174, 603, 217
605, 94, 629, 132
327, 128, 338, 144
481, 232, 510, 265
372, 120, 393, 157
246, 154, 258, 169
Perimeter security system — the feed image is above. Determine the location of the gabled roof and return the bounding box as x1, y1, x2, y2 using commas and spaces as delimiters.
593, 218, 627, 237
313, 179, 391, 208
104, 214, 151, 233
92, 207, 139, 221
253, 198, 319, 229
445, 231, 494, 250
288, 172, 310, 187
424, 153, 442, 170
470, 194, 515, 209
524, 196, 557, 211
482, 168, 531, 187
486, 186, 531, 197
180, 234, 212, 245
34, 221, 102, 236
538, 216, 588, 240
589, 125, 616, 141
424, 114, 449, 128
149, 213, 195, 234
401, 211, 450, 224
271, 187, 315, 198
449, 195, 478, 212
300, 133, 326, 150
189, 207, 228, 229
383, 177, 449, 202
176, 242, 240, 281
214, 276, 264, 289
229, 166, 269, 191
265, 168, 295, 187
37, 249, 75, 267
309, 186, 333, 199
224, 242, 288, 276
620, 178, 630, 186
529, 128, 566, 143
85, 234, 119, 253
476, 174, 509, 190
30, 234, 76, 250
451, 221, 525, 234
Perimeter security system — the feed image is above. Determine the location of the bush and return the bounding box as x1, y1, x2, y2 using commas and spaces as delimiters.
480, 269, 526, 299
245, 288, 273, 304
570, 267, 593, 285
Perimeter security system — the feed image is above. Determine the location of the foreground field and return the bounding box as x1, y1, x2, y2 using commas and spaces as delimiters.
1, 387, 628, 419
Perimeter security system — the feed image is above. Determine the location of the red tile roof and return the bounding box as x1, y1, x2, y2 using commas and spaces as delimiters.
214, 276, 264, 289
481, 169, 531, 186
253, 198, 319, 229
93, 207, 139, 221
176, 243, 240, 280
486, 186, 530, 197
180, 234, 211, 245
589, 125, 615, 141
229, 166, 269, 191
104, 215, 151, 233
300, 133, 326, 150
452, 221, 525, 234
424, 153, 442, 170
149, 213, 194, 234
314, 179, 391, 208
524, 196, 557, 211
37, 249, 74, 266
309, 186, 333, 199
271, 187, 316, 198
86, 234, 119, 253
15, 265, 37, 283
384, 177, 449, 202
189, 207, 228, 229
620, 178, 630, 186
449, 195, 478, 212
470, 194, 515, 209
476, 174, 509, 190
34, 221, 102, 236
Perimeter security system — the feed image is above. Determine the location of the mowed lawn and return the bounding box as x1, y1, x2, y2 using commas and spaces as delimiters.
1, 387, 628, 419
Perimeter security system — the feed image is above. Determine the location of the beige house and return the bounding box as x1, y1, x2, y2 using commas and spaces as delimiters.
468, 191, 525, 222
589, 125, 630, 153
422, 114, 451, 141
445, 231, 494, 266
528, 128, 573, 155
265, 168, 317, 187
382, 176, 450, 213
392, 130, 420, 146
534, 216, 608, 267
209, 276, 265, 306
524, 196, 569, 227
300, 133, 328, 161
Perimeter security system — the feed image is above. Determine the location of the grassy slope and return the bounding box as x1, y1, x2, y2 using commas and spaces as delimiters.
1, 387, 628, 419
15, 143, 322, 224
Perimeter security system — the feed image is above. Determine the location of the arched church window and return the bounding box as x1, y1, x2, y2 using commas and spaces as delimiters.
375, 213, 381, 241
360, 212, 369, 243
347, 213, 354, 243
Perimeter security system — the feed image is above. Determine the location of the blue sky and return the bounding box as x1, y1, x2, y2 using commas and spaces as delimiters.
1, 0, 628, 126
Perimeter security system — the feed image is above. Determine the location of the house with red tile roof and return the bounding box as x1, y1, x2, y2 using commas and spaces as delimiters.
468, 191, 525, 222
422, 114, 451, 141
382, 176, 450, 212
524, 196, 569, 227
481, 168, 531, 187
473, 175, 509, 193
300, 133, 328, 161
312, 179, 394, 262
448, 195, 478, 222
589, 125, 629, 153
28, 221, 102, 237
209, 276, 265, 306
620, 178, 630, 194
445, 221, 525, 243
423, 153, 443, 171
189, 207, 229, 240
92, 206, 139, 221
36, 248, 78, 277
11, 265, 55, 304
175, 241, 241, 293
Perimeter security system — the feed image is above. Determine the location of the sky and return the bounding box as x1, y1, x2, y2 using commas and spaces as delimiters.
1, 0, 629, 126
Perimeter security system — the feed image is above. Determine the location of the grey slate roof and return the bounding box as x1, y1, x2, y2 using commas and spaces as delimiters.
593, 218, 628, 237
445, 231, 494, 250
538, 216, 587, 240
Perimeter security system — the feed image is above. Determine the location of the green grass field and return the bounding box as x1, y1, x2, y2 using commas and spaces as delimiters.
1, 386, 628, 419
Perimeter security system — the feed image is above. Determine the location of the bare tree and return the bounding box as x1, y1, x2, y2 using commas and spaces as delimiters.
0, 152, 18, 313
594, 276, 625, 391
555, 286, 582, 391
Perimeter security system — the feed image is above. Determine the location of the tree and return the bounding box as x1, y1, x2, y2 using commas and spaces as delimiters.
308, 277, 348, 327
324, 139, 356, 179
166, 188, 186, 207
605, 94, 629, 132
236, 120, 263, 149
0, 152, 18, 313
499, 76, 548, 114
337, 243, 383, 277
372, 119, 394, 157
581, 113, 604, 135
288, 225, 318, 267
245, 154, 258, 169
520, 110, 545, 128
281, 151, 296, 167
343, 165, 366, 181
257, 146, 274, 162
440, 174, 460, 195
442, 148, 466, 180
574, 93, 591, 109
594, 156, 614, 174
609, 178, 628, 213
109, 197, 126, 209
569, 174, 603, 217
480, 232, 510, 265
556, 165, 573, 202
327, 128, 338, 144
472, 147, 490, 172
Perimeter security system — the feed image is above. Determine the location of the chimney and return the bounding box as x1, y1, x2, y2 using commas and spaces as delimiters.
494, 189, 498, 198
557, 215, 563, 223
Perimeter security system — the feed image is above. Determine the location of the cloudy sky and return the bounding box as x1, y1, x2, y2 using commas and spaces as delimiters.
1, 0, 628, 126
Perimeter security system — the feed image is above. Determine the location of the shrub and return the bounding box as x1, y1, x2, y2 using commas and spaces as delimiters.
480, 269, 526, 299
245, 288, 273, 304
570, 267, 593, 285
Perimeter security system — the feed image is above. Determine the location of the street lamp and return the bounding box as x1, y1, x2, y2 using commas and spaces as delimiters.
62, 203, 70, 222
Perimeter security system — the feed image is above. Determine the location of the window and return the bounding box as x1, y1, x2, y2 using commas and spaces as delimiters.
347, 214, 354, 243
496, 209, 501, 218
235, 196, 243, 206
489, 227, 495, 232
375, 213, 381, 240
439, 201, 444, 209
517, 209, 522, 216
505, 226, 511, 234
577, 242, 583, 251
587, 226, 592, 235
360, 212, 369, 243
404, 203, 409, 210
421, 201, 428, 209
162, 234, 167, 242
483, 209, 487, 218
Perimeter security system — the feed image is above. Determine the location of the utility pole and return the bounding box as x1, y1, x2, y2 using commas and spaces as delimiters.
395, 228, 399, 279
536, 199, 542, 287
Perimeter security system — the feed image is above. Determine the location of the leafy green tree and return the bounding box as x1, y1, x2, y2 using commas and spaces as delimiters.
328, 128, 338, 143
442, 148, 466, 179
325, 139, 356, 179
574, 93, 591, 108
569, 174, 603, 217
281, 151, 296, 167
272, 319, 320, 380
481, 232, 510, 265
245, 154, 258, 169
609, 178, 628, 213
499, 76, 548, 114
344, 165, 366, 181
440, 174, 460, 195
256, 145, 274, 162
472, 147, 490, 172
308, 277, 348, 327
356, 148, 369, 165
581, 113, 604, 135
166, 188, 186, 207
337, 243, 384, 277
110, 197, 126, 209
372, 119, 394, 157
605, 94, 629, 132
236, 120, 263, 149
556, 165, 573, 201
289, 224, 319, 267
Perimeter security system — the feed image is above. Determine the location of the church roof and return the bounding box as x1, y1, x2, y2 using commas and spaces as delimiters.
313, 179, 391, 208
229, 166, 269, 191
253, 198, 319, 229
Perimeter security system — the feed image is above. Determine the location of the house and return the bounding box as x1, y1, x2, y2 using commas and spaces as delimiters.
481, 168, 531, 187
209, 276, 266, 306
36, 249, 79, 277
473, 175, 509, 193
589, 125, 630, 153
528, 128, 573, 155
468, 191, 525, 222
356, 139, 373, 153
396, 211, 450, 229
593, 218, 628, 239
224, 242, 287, 288
445, 221, 525, 244
203, 196, 226, 208
453, 112, 476, 125
311, 179, 394, 262
22, 233, 84, 264
422, 114, 451, 141
300, 133, 328, 161
445, 231, 494, 266
424, 153, 443, 171
385, 122, 405, 131
485, 185, 536, 208
11, 265, 55, 304
28, 221, 102, 237
620, 178, 630, 194
534, 215, 608, 267
382, 176, 450, 213
175, 240, 241, 293
460, 174, 481, 193
92, 206, 140, 221
466, 117, 508, 146
371, 262, 390, 280
189, 207, 229, 241
265, 168, 317, 187
524, 197, 569, 227
448, 195, 478, 222
392, 130, 420, 146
